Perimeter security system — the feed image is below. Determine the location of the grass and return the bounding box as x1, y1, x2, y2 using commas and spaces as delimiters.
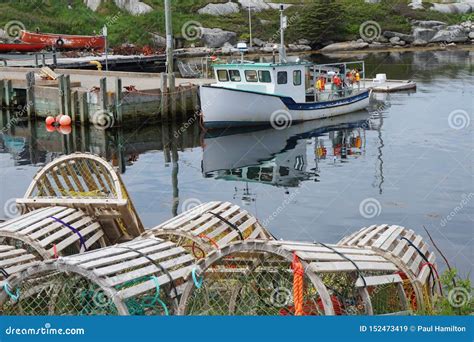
0, 0, 466, 47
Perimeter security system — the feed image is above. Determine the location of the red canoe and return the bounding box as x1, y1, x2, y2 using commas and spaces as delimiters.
0, 43, 47, 53
20, 30, 105, 50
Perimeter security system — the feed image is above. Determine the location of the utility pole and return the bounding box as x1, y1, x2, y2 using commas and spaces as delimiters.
164, 0, 175, 89
279, 5, 287, 63
248, 6, 254, 48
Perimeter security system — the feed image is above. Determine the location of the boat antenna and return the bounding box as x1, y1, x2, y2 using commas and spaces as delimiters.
279, 4, 287, 63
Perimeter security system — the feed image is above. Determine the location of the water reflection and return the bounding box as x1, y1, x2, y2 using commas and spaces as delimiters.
202, 110, 386, 203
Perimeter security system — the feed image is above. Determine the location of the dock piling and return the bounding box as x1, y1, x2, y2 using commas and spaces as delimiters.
100, 77, 108, 112
64, 75, 72, 116
160, 73, 168, 121
26, 71, 35, 119
4, 80, 13, 107
71, 91, 78, 122
115, 77, 122, 126
0, 80, 4, 107
58, 75, 65, 115
78, 92, 88, 124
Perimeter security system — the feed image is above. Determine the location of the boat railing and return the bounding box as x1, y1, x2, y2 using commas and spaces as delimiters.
307, 84, 365, 103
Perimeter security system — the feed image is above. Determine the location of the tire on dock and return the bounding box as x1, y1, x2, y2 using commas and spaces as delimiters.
16, 152, 145, 243
338, 224, 439, 312
142, 201, 273, 259
178, 239, 413, 316
0, 237, 194, 315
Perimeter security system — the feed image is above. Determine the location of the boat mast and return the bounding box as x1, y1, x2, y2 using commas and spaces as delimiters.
279, 4, 287, 63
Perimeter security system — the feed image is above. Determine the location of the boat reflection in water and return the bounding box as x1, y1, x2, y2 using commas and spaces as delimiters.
202, 111, 380, 200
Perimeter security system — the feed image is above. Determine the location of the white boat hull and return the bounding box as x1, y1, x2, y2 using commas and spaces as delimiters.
200, 86, 371, 128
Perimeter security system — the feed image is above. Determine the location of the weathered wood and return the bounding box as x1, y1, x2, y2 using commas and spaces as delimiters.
100, 77, 108, 111
26, 71, 36, 118
115, 77, 122, 126
144, 201, 272, 258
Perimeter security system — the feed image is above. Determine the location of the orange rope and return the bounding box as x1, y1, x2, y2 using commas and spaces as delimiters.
198, 233, 219, 249
291, 252, 304, 316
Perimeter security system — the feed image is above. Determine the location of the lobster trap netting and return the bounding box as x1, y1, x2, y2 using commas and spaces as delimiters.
17, 152, 144, 242
0, 237, 194, 315
179, 240, 411, 316
144, 201, 273, 260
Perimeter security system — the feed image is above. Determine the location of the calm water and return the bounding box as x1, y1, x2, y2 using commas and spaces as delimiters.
0, 49, 472, 277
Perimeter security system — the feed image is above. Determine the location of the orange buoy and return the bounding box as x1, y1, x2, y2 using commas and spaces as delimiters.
57, 125, 71, 135
45, 116, 55, 125
45, 124, 56, 133
59, 115, 71, 126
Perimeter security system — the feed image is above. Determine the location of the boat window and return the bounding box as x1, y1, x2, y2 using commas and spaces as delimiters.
277, 71, 287, 84
258, 70, 272, 83
217, 70, 229, 82
293, 70, 302, 86
245, 70, 258, 82
229, 70, 241, 82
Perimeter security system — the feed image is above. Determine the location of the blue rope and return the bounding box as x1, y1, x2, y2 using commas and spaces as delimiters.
3, 282, 20, 302
192, 267, 203, 289
150, 276, 169, 316
50, 216, 87, 250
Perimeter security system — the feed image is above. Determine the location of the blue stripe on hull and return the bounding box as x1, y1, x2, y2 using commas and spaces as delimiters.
281, 91, 370, 110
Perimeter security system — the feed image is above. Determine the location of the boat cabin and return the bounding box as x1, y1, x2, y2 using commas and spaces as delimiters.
211, 61, 366, 104
212, 62, 309, 103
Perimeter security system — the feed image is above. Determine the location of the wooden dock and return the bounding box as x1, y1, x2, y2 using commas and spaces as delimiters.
0, 67, 213, 124
0, 53, 167, 71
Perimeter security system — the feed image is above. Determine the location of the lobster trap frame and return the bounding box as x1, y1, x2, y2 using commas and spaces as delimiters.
0, 245, 39, 289
178, 240, 411, 316
143, 201, 273, 259
0, 206, 107, 260
0, 237, 194, 315
338, 224, 439, 312
16, 153, 144, 243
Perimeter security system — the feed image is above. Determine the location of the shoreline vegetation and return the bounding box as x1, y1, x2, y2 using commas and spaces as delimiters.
0, 1, 472, 55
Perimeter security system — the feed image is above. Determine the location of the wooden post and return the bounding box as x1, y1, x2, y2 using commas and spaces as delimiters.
71, 91, 78, 122
160, 73, 168, 121
52, 48, 58, 67
0, 79, 4, 107
34, 54, 39, 68
64, 75, 71, 117
41, 53, 46, 67
115, 77, 122, 126
26, 71, 36, 119
4, 80, 12, 107
57, 75, 65, 114
100, 77, 108, 112
78, 92, 88, 124
169, 74, 176, 120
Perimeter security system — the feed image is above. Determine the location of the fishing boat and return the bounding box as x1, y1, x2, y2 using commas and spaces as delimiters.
0, 42, 47, 53
200, 7, 372, 128
20, 30, 105, 50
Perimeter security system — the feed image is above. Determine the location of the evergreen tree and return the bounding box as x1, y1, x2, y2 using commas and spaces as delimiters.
292, 0, 347, 45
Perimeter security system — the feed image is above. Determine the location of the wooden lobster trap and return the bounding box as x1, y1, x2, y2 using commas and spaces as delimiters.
0, 245, 39, 289
338, 224, 440, 312
16, 153, 144, 243
143, 201, 273, 259
178, 239, 412, 316
0, 237, 194, 315
0, 206, 107, 260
